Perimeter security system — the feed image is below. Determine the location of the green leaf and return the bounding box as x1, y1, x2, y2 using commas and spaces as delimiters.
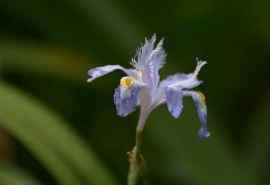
0, 163, 43, 185
0, 39, 90, 81
0, 81, 119, 185
68, 0, 143, 50
0, 86, 83, 185
0, 0, 142, 52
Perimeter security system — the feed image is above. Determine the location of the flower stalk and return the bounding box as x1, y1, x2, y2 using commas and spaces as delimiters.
127, 131, 144, 185
127, 109, 147, 185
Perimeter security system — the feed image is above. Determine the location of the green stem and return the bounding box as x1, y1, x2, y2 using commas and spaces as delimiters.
127, 110, 148, 185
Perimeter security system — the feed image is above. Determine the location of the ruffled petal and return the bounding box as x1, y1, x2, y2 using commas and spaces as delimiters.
165, 87, 183, 118
113, 85, 142, 117
131, 35, 166, 89
131, 34, 156, 69
87, 65, 131, 82
183, 91, 210, 139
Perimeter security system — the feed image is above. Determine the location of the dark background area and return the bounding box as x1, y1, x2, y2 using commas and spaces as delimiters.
0, 0, 269, 185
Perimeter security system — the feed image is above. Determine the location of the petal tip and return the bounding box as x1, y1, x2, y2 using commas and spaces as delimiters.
171, 111, 180, 119
194, 58, 207, 75
169, 107, 183, 119
116, 111, 128, 117
87, 78, 93, 83
198, 128, 210, 139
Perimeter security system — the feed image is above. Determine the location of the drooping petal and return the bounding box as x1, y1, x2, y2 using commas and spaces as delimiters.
158, 60, 206, 90
183, 90, 210, 139
152, 73, 191, 107
165, 87, 183, 118
131, 35, 166, 89
87, 65, 132, 82
113, 85, 142, 117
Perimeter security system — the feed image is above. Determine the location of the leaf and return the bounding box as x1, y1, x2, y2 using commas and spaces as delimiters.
0, 39, 90, 81
0, 163, 43, 185
0, 88, 83, 185
68, 0, 142, 50
0, 81, 119, 185
0, 0, 142, 53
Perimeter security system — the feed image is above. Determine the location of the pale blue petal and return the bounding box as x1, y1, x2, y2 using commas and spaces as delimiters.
160, 73, 202, 90
154, 73, 191, 105
158, 60, 206, 90
183, 91, 210, 139
144, 39, 166, 88
132, 35, 166, 89
151, 73, 190, 109
87, 65, 131, 82
160, 73, 192, 87
165, 88, 183, 118
113, 85, 142, 117
131, 34, 156, 69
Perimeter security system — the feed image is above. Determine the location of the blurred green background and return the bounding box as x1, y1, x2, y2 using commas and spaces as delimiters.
0, 0, 269, 185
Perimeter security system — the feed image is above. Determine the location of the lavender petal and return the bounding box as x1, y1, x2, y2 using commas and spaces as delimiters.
165, 88, 183, 118
87, 65, 131, 82
113, 85, 142, 117
183, 91, 210, 139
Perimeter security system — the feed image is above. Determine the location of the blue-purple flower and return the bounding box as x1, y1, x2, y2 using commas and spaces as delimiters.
87, 35, 210, 139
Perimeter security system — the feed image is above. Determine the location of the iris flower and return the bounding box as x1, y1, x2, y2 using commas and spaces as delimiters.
87, 35, 210, 139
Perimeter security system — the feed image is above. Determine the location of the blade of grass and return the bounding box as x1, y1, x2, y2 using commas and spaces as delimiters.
0, 81, 119, 185
0, 163, 44, 185
0, 39, 90, 81
0, 89, 83, 185
0, 113, 83, 185
68, 0, 143, 50
0, 0, 143, 53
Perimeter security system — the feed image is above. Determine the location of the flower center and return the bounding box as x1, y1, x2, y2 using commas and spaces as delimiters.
120, 76, 135, 89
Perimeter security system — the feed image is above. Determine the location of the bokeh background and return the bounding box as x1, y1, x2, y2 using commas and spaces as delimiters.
0, 0, 270, 185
